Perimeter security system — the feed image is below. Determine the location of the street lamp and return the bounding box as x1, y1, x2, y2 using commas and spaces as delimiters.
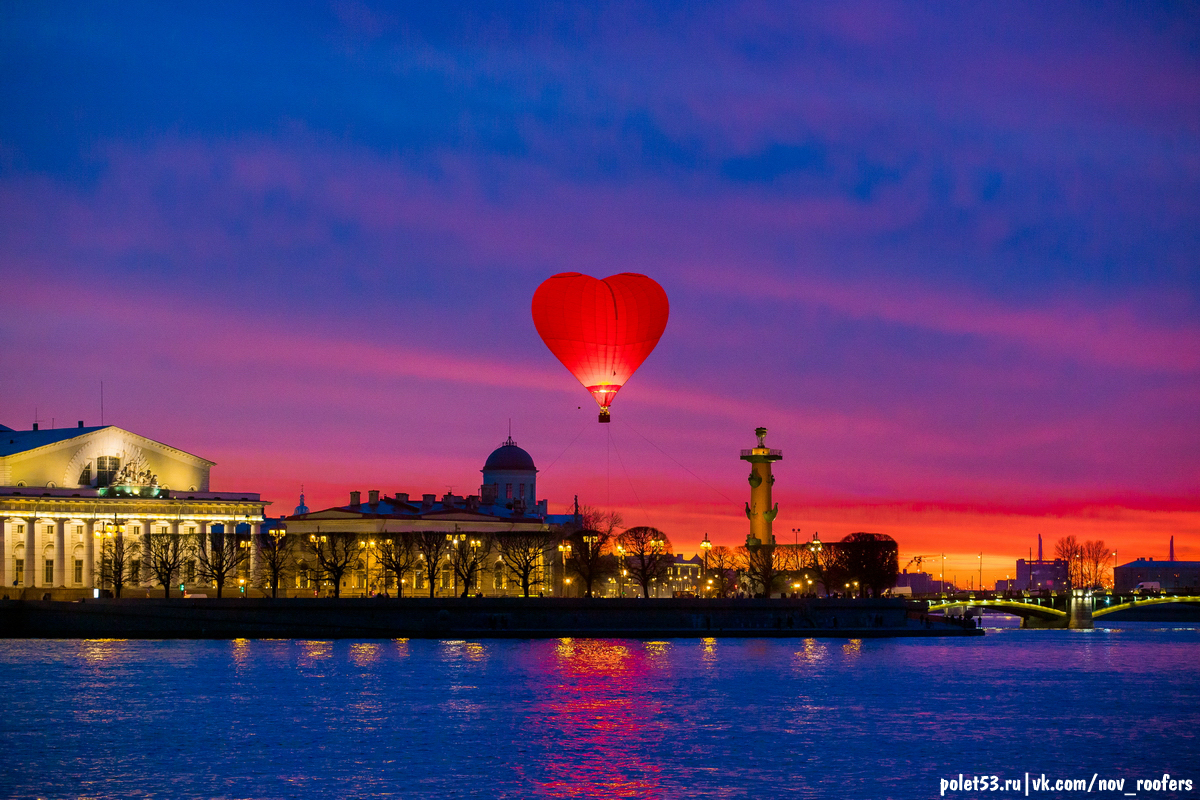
700, 532, 712, 583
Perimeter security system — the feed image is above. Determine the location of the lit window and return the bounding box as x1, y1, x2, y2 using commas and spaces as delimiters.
14, 559, 24, 584
519, 484, 525, 499
74, 560, 83, 584
506, 484, 513, 499
96, 456, 119, 487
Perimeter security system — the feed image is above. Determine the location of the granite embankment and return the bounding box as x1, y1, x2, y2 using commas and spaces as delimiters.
0, 596, 981, 639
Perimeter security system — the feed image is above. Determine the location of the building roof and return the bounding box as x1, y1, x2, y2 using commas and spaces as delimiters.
0, 425, 110, 457
288, 492, 545, 523
1117, 560, 1200, 569
482, 436, 537, 472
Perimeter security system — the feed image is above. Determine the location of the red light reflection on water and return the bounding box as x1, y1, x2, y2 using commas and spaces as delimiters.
518, 638, 668, 798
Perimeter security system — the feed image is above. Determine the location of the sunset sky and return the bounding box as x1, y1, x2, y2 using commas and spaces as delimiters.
3, 2, 1197, 584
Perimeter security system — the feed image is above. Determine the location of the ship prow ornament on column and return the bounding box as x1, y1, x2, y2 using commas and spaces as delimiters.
741, 427, 782, 550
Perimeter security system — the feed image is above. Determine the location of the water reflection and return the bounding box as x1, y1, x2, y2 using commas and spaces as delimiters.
701, 636, 718, 666
525, 639, 662, 798
1, 627, 1197, 799
350, 642, 380, 667
794, 637, 828, 668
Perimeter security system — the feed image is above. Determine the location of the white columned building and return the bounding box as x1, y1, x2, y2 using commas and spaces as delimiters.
0, 421, 268, 598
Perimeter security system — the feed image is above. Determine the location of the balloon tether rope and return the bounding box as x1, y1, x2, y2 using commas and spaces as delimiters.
618, 418, 735, 504
609, 426, 654, 527
541, 419, 589, 475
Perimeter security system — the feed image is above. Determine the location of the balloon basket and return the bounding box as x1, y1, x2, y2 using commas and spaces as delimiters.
598, 410, 611, 423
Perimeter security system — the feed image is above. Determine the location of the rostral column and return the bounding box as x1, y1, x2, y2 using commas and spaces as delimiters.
741, 427, 782, 550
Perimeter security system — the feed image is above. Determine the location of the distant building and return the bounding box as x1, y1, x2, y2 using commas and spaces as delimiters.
1114, 558, 1200, 593
894, 569, 936, 594
1016, 558, 1069, 590
663, 554, 702, 597
285, 436, 579, 596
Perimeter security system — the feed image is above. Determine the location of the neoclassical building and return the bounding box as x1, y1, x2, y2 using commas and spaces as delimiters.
286, 436, 578, 596
0, 422, 268, 596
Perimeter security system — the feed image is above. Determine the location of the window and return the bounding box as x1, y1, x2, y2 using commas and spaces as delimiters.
131, 560, 140, 582
45, 525, 54, 537
414, 572, 425, 590
44, 559, 54, 584
519, 483, 525, 499
74, 559, 83, 584
15, 524, 24, 535
441, 563, 452, 589
97, 456, 119, 487
494, 562, 506, 591
186, 561, 195, 582
131, 526, 140, 536
14, 559, 24, 585
187, 526, 196, 536
78, 463, 92, 485
506, 484, 513, 499
74, 525, 83, 537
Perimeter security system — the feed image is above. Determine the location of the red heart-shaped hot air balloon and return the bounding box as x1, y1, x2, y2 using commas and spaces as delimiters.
532, 272, 669, 422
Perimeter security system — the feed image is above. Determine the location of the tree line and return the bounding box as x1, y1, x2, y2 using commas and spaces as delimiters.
94, 509, 902, 600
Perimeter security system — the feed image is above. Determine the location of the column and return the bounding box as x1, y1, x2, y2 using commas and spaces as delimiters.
84, 520, 95, 588
55, 520, 67, 587
249, 519, 259, 592
196, 521, 209, 562
0, 519, 7, 589
171, 521, 182, 589
24, 519, 35, 588
141, 521, 153, 588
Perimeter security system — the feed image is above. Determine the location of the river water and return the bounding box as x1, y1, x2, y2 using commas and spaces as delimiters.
1, 621, 1197, 799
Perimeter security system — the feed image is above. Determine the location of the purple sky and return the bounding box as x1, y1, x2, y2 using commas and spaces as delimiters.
2, 2, 1198, 580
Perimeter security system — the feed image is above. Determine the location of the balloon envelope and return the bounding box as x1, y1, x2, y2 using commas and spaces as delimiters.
532, 272, 669, 418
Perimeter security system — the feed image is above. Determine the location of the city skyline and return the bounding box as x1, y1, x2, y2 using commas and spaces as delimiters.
2, 2, 1197, 584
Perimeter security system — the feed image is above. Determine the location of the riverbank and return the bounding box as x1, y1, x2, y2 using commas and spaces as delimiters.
0, 596, 981, 639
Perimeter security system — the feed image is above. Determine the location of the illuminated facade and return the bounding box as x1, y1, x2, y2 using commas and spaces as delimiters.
284, 437, 577, 597
0, 422, 267, 596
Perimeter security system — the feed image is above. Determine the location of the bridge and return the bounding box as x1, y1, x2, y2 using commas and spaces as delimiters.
921, 593, 1200, 629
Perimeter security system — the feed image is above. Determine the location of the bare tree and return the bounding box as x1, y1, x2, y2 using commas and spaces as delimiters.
1080, 539, 1111, 589
377, 531, 420, 597
256, 531, 295, 599
414, 530, 451, 598
495, 529, 554, 597
565, 529, 616, 598
737, 543, 782, 597
581, 506, 624, 539
144, 532, 193, 598
195, 530, 249, 598
618, 526, 673, 598
309, 532, 359, 598
1055, 535, 1083, 586
838, 533, 899, 597
706, 545, 737, 597
449, 533, 496, 596
98, 535, 139, 599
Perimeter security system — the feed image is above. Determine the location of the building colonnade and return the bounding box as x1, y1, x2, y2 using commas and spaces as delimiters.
0, 513, 261, 593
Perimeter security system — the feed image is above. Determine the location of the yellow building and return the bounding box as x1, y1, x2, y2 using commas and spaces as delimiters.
0, 422, 267, 597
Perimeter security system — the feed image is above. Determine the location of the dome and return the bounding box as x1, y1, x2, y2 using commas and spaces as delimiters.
483, 436, 537, 472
